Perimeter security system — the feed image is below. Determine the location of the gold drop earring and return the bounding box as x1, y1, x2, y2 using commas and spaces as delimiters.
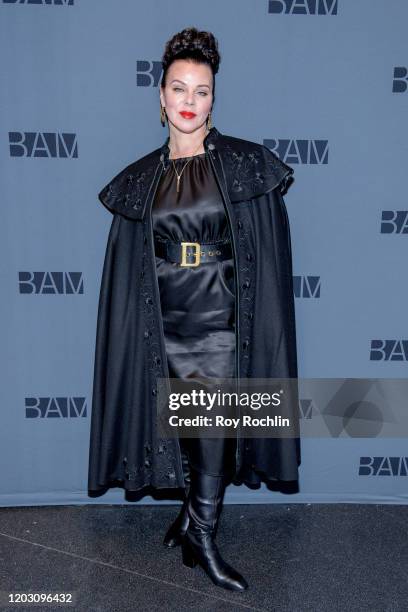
207, 111, 212, 129
160, 104, 167, 127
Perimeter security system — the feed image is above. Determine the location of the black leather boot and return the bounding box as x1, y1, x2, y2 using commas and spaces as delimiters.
181, 466, 248, 592
163, 444, 191, 548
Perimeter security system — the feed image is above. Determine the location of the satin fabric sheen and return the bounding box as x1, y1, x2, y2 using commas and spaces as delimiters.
152, 152, 237, 476
152, 152, 236, 380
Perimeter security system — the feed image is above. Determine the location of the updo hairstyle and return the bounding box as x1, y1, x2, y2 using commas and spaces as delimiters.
161, 27, 221, 104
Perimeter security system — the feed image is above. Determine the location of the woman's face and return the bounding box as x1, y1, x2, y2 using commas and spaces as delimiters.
160, 59, 213, 135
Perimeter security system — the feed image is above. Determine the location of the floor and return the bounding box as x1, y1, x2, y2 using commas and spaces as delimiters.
0, 502, 407, 612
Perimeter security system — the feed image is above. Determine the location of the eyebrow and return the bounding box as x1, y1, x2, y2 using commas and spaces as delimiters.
170, 79, 210, 88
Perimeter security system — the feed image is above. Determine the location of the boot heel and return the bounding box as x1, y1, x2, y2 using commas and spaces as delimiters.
181, 537, 198, 568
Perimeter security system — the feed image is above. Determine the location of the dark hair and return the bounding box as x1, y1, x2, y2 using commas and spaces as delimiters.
160, 27, 221, 104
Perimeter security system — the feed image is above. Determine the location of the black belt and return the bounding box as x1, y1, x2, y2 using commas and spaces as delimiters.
154, 238, 232, 267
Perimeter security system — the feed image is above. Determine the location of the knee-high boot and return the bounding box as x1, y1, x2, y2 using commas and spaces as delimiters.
163, 442, 191, 547
181, 464, 248, 592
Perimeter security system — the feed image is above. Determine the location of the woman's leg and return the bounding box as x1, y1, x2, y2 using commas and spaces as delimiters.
163, 437, 191, 548
181, 435, 248, 592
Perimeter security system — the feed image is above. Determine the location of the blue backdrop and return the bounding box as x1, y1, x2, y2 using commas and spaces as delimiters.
1, 0, 407, 506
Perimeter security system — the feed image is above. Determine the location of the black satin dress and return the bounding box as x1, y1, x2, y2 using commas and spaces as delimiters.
152, 151, 237, 477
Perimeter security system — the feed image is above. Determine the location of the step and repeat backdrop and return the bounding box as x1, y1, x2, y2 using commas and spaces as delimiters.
1, 0, 407, 506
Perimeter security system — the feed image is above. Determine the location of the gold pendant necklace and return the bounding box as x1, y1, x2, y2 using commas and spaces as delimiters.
170, 129, 208, 193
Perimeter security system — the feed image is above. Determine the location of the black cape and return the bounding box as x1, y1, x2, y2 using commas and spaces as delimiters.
88, 126, 301, 495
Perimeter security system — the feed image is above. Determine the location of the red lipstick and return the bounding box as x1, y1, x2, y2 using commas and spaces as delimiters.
179, 111, 196, 119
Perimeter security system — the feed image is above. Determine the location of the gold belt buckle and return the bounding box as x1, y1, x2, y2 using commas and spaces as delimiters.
180, 242, 201, 267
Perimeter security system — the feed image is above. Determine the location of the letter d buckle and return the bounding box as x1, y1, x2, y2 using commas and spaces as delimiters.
180, 242, 201, 267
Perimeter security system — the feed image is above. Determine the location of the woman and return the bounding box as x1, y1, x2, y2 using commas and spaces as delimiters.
88, 27, 301, 593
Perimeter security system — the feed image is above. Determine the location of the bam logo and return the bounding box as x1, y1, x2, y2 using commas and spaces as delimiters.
264, 139, 328, 164
293, 275, 320, 298
25, 397, 87, 418
19, 272, 83, 294
392, 67, 408, 93
3, 0, 73, 4
381, 211, 408, 234
370, 340, 408, 361
136, 60, 163, 87
9, 132, 78, 158
269, 0, 338, 15
359, 456, 408, 476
